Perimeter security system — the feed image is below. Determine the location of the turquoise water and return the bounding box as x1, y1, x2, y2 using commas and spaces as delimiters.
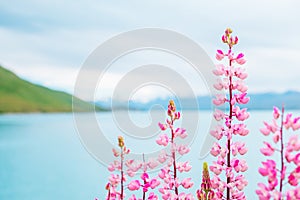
1, 111, 299, 199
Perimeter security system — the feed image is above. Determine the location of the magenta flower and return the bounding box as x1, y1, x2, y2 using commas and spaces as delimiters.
235, 53, 246, 65
128, 180, 141, 191
158, 122, 168, 131
126, 153, 161, 200
177, 144, 190, 155
181, 178, 194, 189
257, 106, 300, 199
156, 134, 169, 146
260, 142, 275, 156
174, 128, 187, 139
216, 50, 225, 61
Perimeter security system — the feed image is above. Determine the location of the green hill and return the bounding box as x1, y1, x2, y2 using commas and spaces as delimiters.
0, 65, 100, 113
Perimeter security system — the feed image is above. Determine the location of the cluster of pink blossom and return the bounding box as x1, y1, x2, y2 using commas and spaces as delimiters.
210, 28, 249, 200
105, 136, 130, 200
101, 100, 194, 200
256, 106, 300, 200
127, 155, 160, 200
156, 100, 194, 199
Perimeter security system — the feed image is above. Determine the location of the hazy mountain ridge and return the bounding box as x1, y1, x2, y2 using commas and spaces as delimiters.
96, 91, 300, 111
1, 65, 298, 112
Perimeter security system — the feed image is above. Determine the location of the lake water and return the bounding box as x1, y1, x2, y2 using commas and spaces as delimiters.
1, 110, 299, 200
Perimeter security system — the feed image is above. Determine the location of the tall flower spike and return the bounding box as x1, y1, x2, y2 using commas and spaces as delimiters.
104, 136, 132, 200
210, 28, 249, 200
256, 106, 300, 199
156, 100, 194, 199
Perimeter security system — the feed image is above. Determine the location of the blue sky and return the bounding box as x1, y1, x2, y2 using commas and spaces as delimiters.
0, 0, 300, 102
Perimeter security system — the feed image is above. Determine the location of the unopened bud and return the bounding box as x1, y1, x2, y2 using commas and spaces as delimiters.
118, 136, 124, 148
225, 28, 232, 36
222, 35, 227, 43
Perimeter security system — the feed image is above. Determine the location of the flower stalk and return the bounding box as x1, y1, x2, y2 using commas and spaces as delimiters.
256, 106, 300, 199
210, 28, 249, 200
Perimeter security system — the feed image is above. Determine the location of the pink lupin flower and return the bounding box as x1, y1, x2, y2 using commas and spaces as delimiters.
210, 162, 222, 175
112, 148, 120, 157
128, 194, 138, 200
210, 142, 221, 157
234, 93, 250, 104
292, 117, 300, 131
156, 134, 169, 146
210, 125, 224, 140
157, 150, 168, 163
235, 53, 246, 65
260, 127, 271, 136
212, 94, 226, 106
234, 68, 248, 80
177, 161, 192, 173
284, 113, 293, 129
287, 135, 300, 151
293, 153, 300, 165
273, 106, 280, 119
213, 64, 225, 76
174, 127, 187, 139
236, 141, 248, 155
256, 183, 271, 199
216, 50, 225, 61
148, 192, 159, 200
158, 122, 168, 131
181, 178, 194, 189
177, 144, 190, 155
213, 109, 225, 121
257, 105, 300, 199
260, 141, 275, 156
128, 180, 141, 191
234, 107, 250, 121
222, 35, 227, 43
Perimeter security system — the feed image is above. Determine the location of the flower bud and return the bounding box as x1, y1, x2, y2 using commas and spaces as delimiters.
105, 183, 110, 190
222, 35, 227, 43
118, 136, 124, 148
234, 36, 238, 45
225, 28, 232, 36
169, 100, 176, 112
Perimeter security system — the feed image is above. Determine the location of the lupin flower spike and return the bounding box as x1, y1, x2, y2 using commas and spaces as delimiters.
256, 106, 300, 199
156, 100, 194, 199
210, 28, 249, 200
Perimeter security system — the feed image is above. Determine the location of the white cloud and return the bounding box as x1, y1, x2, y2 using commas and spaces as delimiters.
0, 0, 299, 102
247, 47, 300, 93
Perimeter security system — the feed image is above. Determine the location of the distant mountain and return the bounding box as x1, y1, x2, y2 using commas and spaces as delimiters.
96, 91, 300, 111
0, 65, 102, 113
